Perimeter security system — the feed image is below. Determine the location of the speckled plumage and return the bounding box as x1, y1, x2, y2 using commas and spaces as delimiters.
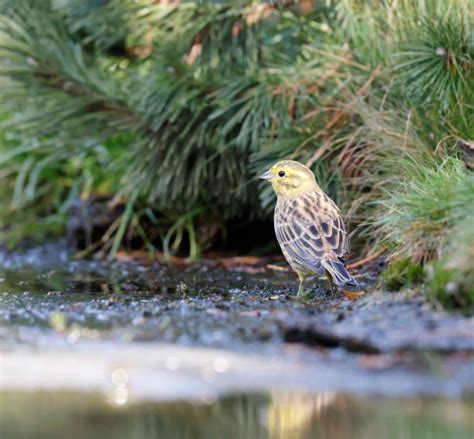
260, 160, 356, 294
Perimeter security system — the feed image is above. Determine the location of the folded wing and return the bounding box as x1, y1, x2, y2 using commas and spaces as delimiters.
275, 192, 352, 280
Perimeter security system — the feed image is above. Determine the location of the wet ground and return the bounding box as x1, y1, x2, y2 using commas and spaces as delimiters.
0, 243, 473, 438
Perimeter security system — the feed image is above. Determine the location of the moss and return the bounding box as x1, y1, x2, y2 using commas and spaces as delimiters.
381, 257, 425, 291
427, 262, 474, 315
424, 215, 474, 314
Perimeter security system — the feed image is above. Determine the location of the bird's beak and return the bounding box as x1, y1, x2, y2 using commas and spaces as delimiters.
259, 170, 274, 180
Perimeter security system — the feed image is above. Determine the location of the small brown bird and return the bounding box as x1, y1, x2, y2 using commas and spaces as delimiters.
260, 160, 356, 295
457, 139, 474, 172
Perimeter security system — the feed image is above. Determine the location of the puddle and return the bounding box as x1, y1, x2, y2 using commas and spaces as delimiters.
0, 244, 473, 437
1, 391, 473, 439
0, 263, 296, 350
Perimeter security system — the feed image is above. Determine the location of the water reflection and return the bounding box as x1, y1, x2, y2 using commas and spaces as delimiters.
109, 368, 129, 406
265, 392, 336, 437
0, 391, 472, 439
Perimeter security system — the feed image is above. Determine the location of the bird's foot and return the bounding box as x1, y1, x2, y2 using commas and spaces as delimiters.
297, 283, 311, 298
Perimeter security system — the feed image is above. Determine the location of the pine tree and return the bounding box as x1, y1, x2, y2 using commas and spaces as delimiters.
0, 0, 472, 281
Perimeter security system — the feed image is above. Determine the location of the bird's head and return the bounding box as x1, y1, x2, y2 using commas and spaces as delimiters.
260, 160, 318, 197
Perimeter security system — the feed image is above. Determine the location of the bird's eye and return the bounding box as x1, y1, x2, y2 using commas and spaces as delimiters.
278, 171, 286, 177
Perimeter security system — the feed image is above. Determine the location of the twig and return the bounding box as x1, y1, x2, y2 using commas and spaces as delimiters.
267, 264, 291, 272
347, 246, 386, 270
307, 47, 372, 72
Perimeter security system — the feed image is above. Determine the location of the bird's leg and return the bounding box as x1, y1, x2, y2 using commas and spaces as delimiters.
297, 272, 307, 296
326, 271, 336, 295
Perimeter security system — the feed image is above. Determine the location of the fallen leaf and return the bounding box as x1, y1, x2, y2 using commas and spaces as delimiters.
342, 290, 366, 300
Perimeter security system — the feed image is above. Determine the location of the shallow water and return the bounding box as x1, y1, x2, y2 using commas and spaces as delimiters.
0, 245, 473, 437
2, 391, 473, 439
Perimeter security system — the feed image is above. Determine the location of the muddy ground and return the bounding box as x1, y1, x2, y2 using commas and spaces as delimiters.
0, 242, 473, 437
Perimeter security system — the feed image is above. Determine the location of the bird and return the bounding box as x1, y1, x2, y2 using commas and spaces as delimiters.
260, 160, 357, 295
456, 139, 474, 172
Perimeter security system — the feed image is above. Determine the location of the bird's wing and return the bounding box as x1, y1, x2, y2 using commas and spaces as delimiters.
317, 193, 350, 256
275, 192, 350, 275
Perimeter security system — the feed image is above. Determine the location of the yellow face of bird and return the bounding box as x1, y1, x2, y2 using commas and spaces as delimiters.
259, 160, 318, 197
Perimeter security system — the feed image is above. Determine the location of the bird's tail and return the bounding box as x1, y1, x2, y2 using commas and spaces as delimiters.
322, 259, 357, 287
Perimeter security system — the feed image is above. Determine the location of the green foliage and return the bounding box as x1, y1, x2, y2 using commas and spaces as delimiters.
381, 257, 425, 291
427, 262, 474, 314
376, 156, 473, 309
0, 0, 367, 253
375, 158, 474, 261
426, 220, 474, 314
394, 8, 473, 112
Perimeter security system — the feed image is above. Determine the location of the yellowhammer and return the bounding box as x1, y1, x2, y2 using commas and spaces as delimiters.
260, 160, 357, 295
